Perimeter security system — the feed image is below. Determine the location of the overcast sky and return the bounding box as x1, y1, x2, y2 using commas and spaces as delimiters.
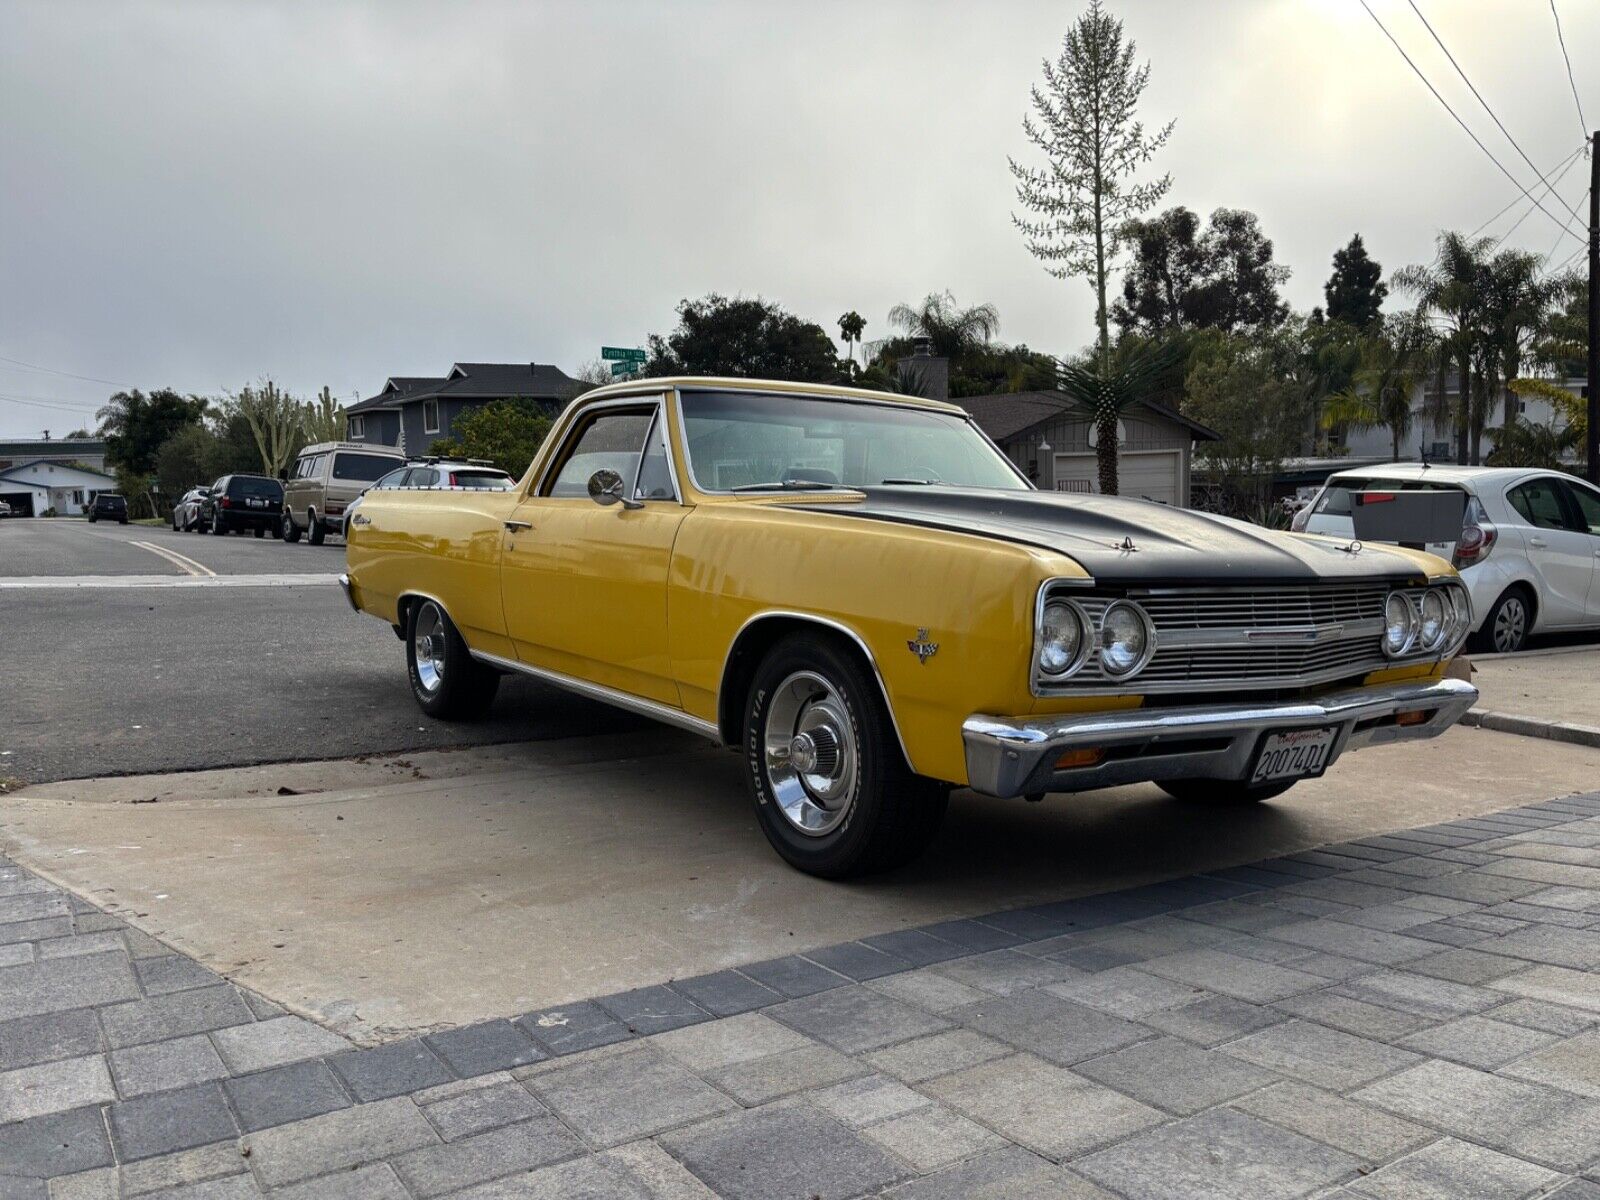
0, 0, 1593, 438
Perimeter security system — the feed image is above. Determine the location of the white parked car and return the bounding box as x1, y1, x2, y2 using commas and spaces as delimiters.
1297, 464, 1600, 654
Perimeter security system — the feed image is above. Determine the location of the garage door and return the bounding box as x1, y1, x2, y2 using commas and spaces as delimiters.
0, 491, 35, 517
1054, 450, 1181, 506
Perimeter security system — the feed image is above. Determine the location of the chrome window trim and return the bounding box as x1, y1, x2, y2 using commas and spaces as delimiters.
1030, 576, 1472, 697
532, 395, 684, 505
471, 649, 719, 741
633, 406, 682, 504
673, 388, 1032, 495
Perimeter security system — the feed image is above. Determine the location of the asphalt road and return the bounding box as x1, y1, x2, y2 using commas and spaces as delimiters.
0, 518, 636, 784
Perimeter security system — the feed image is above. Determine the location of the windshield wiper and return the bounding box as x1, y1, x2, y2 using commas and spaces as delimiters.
878, 478, 936, 486
730, 480, 851, 492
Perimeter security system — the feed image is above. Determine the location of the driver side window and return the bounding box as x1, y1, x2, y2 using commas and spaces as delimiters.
1561, 480, 1600, 536
546, 409, 656, 498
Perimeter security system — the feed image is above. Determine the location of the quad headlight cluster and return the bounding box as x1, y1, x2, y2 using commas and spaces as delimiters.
1036, 597, 1154, 682
1383, 584, 1473, 658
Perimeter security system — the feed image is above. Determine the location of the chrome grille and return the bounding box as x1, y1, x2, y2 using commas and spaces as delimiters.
1040, 582, 1402, 695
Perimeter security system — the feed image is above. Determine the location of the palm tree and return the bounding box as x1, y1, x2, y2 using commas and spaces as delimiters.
1321, 311, 1435, 460
1392, 232, 1492, 464
1476, 249, 1563, 453
837, 311, 866, 370
1054, 340, 1184, 496
886, 292, 1001, 359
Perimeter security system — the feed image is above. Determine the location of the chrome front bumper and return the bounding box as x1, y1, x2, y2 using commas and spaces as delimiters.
962, 676, 1479, 798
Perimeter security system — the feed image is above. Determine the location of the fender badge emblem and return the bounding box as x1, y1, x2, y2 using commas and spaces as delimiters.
907, 628, 939, 664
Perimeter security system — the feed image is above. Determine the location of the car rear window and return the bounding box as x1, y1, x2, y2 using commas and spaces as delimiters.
228, 477, 282, 499
1312, 476, 1464, 516
332, 453, 402, 482
450, 470, 513, 490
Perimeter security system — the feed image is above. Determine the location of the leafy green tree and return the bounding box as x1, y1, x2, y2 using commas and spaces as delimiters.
1323, 234, 1387, 330
1536, 274, 1589, 379
425, 399, 553, 479
643, 295, 843, 382
1476, 248, 1564, 451
885, 292, 1001, 358
96, 388, 208, 474
1321, 310, 1435, 459
1484, 416, 1580, 470
1184, 330, 1311, 505
1010, 0, 1172, 369
1113, 207, 1289, 335
154, 424, 220, 500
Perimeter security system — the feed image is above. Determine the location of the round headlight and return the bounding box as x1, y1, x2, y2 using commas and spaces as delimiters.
1038, 601, 1086, 676
1449, 587, 1473, 644
1098, 600, 1153, 677
1383, 592, 1417, 657
1418, 590, 1447, 651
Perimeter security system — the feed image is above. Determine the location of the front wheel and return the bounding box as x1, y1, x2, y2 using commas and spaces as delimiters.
1158, 779, 1296, 804
744, 633, 947, 878
281, 512, 301, 543
307, 511, 325, 546
405, 599, 500, 720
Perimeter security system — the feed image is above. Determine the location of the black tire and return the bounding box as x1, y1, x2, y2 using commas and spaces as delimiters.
171, 513, 180, 531
1157, 779, 1297, 804
210, 512, 226, 535
281, 512, 301, 543
1472, 586, 1532, 655
405, 599, 500, 720
743, 632, 947, 878
308, 511, 325, 546
86, 515, 96, 523
119, 517, 128, 525
253, 527, 265, 538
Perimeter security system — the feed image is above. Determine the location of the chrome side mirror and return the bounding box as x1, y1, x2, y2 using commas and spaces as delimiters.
587, 469, 642, 510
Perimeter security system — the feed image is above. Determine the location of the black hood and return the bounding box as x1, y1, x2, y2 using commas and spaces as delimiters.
794, 487, 1430, 587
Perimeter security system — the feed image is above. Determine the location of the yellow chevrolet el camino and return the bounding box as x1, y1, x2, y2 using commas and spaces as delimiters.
342, 377, 1479, 877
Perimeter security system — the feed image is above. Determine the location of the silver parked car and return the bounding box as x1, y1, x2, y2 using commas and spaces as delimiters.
1298, 464, 1600, 653
340, 459, 514, 539
170, 487, 209, 532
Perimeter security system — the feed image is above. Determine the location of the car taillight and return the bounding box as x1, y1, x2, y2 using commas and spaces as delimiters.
220, 497, 232, 509
448, 473, 457, 486
1453, 500, 1496, 568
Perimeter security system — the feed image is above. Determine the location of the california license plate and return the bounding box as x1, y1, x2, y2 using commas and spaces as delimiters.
1251, 727, 1336, 784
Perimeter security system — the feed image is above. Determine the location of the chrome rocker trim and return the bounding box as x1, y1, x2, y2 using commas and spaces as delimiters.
469, 649, 722, 742
962, 676, 1479, 799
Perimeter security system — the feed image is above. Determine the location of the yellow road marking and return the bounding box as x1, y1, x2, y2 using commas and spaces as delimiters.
130, 541, 217, 577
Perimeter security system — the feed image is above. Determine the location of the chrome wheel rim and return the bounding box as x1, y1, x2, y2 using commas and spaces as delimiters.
414, 603, 445, 694
1493, 597, 1526, 653
763, 670, 858, 837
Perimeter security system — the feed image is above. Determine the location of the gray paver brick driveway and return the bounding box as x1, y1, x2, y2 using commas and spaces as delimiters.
7, 791, 1600, 1196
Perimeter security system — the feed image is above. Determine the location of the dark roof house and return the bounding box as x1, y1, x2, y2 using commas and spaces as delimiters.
346, 363, 582, 453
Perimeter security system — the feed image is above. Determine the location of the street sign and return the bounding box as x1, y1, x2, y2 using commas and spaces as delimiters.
601, 346, 647, 363
610, 360, 638, 377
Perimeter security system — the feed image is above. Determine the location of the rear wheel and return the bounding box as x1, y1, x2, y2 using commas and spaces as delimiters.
1474, 587, 1532, 655
405, 599, 500, 720
253, 526, 265, 538
307, 510, 325, 546
744, 632, 947, 878
210, 512, 225, 535
1157, 779, 1297, 804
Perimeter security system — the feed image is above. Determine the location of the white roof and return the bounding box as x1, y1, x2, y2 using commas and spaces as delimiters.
1318, 462, 1547, 488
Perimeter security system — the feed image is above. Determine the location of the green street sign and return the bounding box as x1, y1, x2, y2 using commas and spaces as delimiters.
610, 360, 638, 377
602, 346, 647, 363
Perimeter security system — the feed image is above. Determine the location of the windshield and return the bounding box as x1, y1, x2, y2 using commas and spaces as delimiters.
678, 391, 1027, 492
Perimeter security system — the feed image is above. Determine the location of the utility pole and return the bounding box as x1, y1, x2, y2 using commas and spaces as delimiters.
1588, 129, 1599, 485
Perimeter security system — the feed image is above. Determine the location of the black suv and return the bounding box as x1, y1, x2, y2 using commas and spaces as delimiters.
202, 475, 283, 537
86, 494, 128, 524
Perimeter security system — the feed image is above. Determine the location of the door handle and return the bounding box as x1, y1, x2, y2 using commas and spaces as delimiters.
1529, 537, 1547, 548
503, 520, 532, 532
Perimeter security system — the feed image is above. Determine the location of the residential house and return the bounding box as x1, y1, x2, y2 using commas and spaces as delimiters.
345, 362, 583, 455
0, 437, 109, 472
1339, 377, 1587, 464
0, 459, 118, 516
959, 391, 1220, 507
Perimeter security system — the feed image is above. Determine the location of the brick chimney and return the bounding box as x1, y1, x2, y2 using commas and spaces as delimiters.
897, 338, 949, 401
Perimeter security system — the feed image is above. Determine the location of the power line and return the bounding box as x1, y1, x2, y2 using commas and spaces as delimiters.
1469, 142, 1584, 239
1549, 0, 1589, 144
0, 354, 132, 388
1359, 0, 1584, 246
0, 392, 106, 415
1494, 152, 1588, 249
1406, 0, 1587, 231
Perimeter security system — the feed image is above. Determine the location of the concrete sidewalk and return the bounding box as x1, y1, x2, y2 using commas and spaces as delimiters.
1465, 646, 1600, 749
8, 791, 1600, 1195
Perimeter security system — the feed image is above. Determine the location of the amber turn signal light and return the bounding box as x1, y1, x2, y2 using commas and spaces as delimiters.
1054, 748, 1105, 769
1395, 710, 1429, 727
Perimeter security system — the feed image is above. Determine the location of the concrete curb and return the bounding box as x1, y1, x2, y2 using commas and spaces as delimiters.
1470, 643, 1600, 663
1461, 707, 1600, 750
